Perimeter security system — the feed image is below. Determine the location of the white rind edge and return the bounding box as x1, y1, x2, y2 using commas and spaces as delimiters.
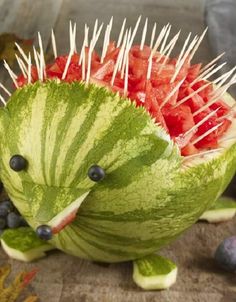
47, 191, 90, 228
133, 262, 178, 290
0, 239, 54, 262
199, 208, 236, 223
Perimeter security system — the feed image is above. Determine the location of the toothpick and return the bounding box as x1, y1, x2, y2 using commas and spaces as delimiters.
117, 18, 127, 48
82, 47, 86, 81
188, 27, 208, 62
124, 52, 129, 96
92, 19, 98, 40
191, 122, 223, 145
111, 30, 128, 86
184, 107, 220, 137
171, 35, 198, 83
69, 21, 76, 54
174, 81, 212, 108
201, 62, 227, 81
15, 42, 29, 63
129, 15, 142, 47
193, 79, 236, 117
15, 54, 27, 78
175, 32, 191, 68
38, 32, 45, 80
62, 52, 73, 79
147, 54, 153, 80
200, 52, 225, 73
214, 66, 236, 88
86, 23, 104, 84
189, 63, 217, 87
217, 103, 236, 121
101, 17, 113, 63
73, 23, 77, 53
33, 46, 40, 78
27, 53, 32, 84
79, 25, 89, 66
0, 94, 6, 106
183, 147, 223, 160
3, 60, 18, 88
158, 31, 181, 73
150, 22, 157, 49
151, 24, 169, 56
51, 29, 57, 59
159, 24, 171, 53
121, 28, 131, 79
0, 83, 11, 96
140, 18, 148, 50
160, 77, 185, 109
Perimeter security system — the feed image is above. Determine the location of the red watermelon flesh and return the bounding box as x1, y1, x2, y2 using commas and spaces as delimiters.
16, 43, 232, 156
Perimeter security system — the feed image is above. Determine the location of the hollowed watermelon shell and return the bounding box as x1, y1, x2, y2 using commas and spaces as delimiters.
0, 81, 235, 262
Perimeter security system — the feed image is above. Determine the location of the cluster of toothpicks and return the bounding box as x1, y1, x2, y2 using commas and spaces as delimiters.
0, 17, 236, 158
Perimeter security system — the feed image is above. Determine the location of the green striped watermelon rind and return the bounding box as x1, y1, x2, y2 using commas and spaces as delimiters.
0, 80, 235, 263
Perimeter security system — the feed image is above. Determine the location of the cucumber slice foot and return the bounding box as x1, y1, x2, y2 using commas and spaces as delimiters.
133, 254, 177, 290
0, 227, 55, 262
199, 197, 236, 223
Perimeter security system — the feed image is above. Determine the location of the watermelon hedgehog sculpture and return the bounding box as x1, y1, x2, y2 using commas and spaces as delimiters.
0, 17, 236, 290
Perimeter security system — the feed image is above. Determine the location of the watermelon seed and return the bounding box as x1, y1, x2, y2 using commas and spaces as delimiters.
9, 155, 28, 172
36, 225, 53, 240
88, 165, 106, 182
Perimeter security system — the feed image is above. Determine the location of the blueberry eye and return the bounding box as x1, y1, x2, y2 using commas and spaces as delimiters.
88, 165, 105, 182
36, 225, 53, 240
9, 155, 28, 171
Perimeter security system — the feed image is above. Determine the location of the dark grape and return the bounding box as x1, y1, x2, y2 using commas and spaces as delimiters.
0, 217, 6, 230
214, 236, 236, 272
7, 212, 21, 228
0, 205, 8, 217
1, 199, 14, 212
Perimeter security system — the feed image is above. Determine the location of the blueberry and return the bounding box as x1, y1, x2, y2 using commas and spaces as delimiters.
7, 212, 21, 228
88, 165, 105, 182
0, 205, 8, 217
214, 236, 236, 272
9, 155, 28, 171
1, 199, 14, 212
0, 218, 6, 230
36, 225, 53, 240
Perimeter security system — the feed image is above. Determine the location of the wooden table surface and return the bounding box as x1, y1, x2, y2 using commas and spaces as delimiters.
0, 0, 235, 301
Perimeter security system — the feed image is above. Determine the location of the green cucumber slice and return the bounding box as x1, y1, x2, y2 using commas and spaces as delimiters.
133, 254, 177, 290
199, 197, 236, 223
0, 227, 54, 262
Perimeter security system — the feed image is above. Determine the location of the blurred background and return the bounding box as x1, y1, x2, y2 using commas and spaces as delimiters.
0, 0, 235, 195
